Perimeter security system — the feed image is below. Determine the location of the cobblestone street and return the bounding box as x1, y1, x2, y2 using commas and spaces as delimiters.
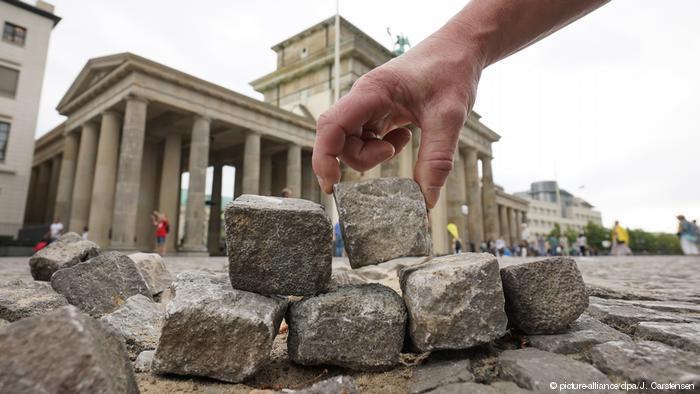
2, 254, 699, 393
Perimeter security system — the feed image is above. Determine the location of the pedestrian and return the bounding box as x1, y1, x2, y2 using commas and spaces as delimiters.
495, 236, 506, 257
333, 222, 344, 257
677, 215, 699, 255
519, 223, 530, 257
48, 217, 63, 243
559, 235, 570, 256
536, 235, 546, 256
152, 211, 169, 256
611, 220, 632, 256
454, 237, 462, 254
311, 0, 608, 210
548, 234, 559, 256
280, 188, 292, 198
576, 232, 588, 256
82, 226, 89, 240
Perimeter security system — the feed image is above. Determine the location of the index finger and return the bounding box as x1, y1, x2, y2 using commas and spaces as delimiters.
312, 90, 388, 193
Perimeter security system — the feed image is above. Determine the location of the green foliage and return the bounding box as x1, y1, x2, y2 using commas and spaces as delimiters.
563, 228, 579, 245
584, 221, 610, 250
579, 221, 681, 255
629, 229, 682, 255
548, 223, 562, 238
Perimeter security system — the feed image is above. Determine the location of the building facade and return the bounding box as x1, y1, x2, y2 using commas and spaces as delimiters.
0, 0, 59, 237
516, 181, 602, 236
27, 16, 527, 255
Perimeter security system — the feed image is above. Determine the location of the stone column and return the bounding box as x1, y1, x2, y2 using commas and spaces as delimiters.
259, 154, 272, 196
508, 207, 517, 247
45, 155, 62, 223
446, 150, 467, 247
397, 141, 413, 178
242, 132, 260, 195
32, 162, 51, 223
234, 160, 243, 198
481, 155, 499, 242
207, 162, 222, 255
24, 167, 39, 224
286, 144, 301, 198
88, 110, 120, 247
54, 131, 79, 225
158, 133, 182, 253
499, 205, 509, 244
515, 210, 523, 244
69, 122, 99, 233
182, 114, 210, 253
111, 96, 148, 250
301, 153, 318, 202
464, 147, 483, 248
430, 186, 449, 255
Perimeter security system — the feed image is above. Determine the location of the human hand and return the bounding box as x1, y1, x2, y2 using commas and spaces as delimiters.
312, 34, 484, 208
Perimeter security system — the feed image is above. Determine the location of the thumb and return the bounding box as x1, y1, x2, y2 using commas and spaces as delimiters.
414, 107, 466, 208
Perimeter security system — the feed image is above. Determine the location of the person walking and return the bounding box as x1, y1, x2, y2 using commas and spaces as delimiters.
677, 215, 699, 255
152, 211, 169, 256
611, 220, 632, 256
576, 232, 588, 256
333, 222, 345, 257
48, 217, 63, 243
519, 223, 530, 257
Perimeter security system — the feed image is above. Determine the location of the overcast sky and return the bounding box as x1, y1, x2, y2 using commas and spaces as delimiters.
35, 1, 699, 233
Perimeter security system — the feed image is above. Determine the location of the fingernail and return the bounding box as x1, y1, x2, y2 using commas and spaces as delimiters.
317, 176, 332, 194
424, 187, 440, 209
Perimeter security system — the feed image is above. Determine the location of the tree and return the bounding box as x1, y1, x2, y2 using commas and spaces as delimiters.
563, 228, 579, 246
584, 221, 610, 251
629, 228, 682, 255
548, 223, 562, 238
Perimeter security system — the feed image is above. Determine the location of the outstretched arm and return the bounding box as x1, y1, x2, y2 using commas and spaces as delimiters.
312, 0, 608, 208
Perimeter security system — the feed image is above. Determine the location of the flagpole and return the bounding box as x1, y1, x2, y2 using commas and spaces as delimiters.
334, 0, 340, 103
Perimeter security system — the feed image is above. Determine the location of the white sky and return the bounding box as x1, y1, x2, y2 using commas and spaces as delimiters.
35, 1, 699, 233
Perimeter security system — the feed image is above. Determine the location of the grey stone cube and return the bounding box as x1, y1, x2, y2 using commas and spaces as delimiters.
100, 294, 164, 360
500, 257, 588, 334
333, 177, 432, 268
128, 252, 173, 297
152, 271, 287, 383
0, 306, 138, 394
51, 251, 153, 317
28, 232, 101, 281
225, 194, 332, 296
400, 253, 507, 352
287, 283, 407, 371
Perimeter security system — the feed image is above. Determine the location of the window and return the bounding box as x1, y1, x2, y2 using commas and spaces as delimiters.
0, 122, 9, 161
3, 22, 26, 46
0, 66, 19, 97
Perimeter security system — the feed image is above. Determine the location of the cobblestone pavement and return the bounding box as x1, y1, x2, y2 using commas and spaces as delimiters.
2, 254, 699, 393
4, 255, 698, 302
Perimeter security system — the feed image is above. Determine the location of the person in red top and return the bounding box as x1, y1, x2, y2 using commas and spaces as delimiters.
152, 211, 169, 256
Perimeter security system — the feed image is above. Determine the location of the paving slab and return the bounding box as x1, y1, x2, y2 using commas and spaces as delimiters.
498, 348, 614, 393
526, 314, 631, 354
588, 340, 700, 391
586, 296, 696, 335
635, 322, 700, 352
